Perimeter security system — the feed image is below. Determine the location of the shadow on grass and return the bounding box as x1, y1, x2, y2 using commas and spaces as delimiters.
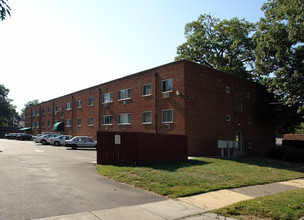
142, 159, 211, 172
220, 156, 304, 173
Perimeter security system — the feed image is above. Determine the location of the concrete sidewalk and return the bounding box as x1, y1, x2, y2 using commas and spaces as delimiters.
34, 178, 304, 220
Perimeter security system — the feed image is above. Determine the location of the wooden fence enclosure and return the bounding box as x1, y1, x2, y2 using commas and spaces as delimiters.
97, 131, 188, 165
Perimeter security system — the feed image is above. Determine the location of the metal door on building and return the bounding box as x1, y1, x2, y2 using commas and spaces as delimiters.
235, 131, 244, 153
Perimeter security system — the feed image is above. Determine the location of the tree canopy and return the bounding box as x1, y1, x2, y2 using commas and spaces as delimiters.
175, 14, 255, 79
0, 0, 11, 21
0, 84, 17, 127
254, 0, 304, 133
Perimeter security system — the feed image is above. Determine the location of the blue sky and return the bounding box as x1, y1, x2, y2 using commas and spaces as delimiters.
1, 0, 267, 113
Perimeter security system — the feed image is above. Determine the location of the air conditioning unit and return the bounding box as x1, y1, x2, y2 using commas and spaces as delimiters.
105, 125, 108, 130
163, 93, 170, 99
121, 125, 126, 130
122, 100, 126, 105
104, 103, 108, 107
164, 124, 170, 129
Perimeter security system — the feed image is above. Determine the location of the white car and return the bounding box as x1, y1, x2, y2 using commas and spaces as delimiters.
34, 134, 59, 145
48, 135, 73, 146
64, 136, 97, 149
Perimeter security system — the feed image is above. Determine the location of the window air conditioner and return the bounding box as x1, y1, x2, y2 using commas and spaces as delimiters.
163, 93, 169, 99
164, 124, 170, 129
104, 103, 108, 107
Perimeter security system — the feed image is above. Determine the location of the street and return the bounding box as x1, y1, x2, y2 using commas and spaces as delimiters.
0, 139, 165, 220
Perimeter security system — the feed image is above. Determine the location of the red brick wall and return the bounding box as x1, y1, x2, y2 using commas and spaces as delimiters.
25, 60, 275, 156
184, 61, 275, 156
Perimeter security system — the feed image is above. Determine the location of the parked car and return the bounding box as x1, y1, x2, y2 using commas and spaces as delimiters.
49, 135, 73, 146
15, 133, 33, 141
34, 134, 59, 145
6, 133, 21, 139
64, 136, 97, 149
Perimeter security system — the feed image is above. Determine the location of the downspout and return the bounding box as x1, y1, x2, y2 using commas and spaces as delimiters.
154, 72, 158, 134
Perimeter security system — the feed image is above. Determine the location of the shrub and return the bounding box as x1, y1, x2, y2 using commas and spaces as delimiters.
268, 145, 304, 163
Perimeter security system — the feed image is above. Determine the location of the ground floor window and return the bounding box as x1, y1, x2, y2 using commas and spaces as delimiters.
162, 109, 173, 123
77, 118, 81, 126
142, 111, 152, 124
66, 119, 71, 127
88, 117, 93, 126
102, 115, 113, 125
118, 113, 131, 124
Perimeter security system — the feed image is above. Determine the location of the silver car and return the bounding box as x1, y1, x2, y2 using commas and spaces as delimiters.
64, 136, 97, 149
34, 134, 59, 145
49, 135, 73, 146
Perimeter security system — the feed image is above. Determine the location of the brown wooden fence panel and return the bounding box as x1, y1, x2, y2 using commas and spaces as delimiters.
97, 131, 188, 165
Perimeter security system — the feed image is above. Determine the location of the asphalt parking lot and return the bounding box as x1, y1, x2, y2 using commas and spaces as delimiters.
0, 139, 165, 220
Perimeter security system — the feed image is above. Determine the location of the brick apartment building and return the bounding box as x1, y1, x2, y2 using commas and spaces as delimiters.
25, 60, 275, 156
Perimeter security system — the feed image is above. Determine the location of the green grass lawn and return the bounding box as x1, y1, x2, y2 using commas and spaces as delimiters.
215, 188, 304, 220
96, 157, 304, 198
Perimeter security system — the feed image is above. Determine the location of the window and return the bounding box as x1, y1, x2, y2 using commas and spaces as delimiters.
226, 115, 231, 122
118, 113, 131, 124
77, 118, 82, 126
89, 97, 94, 106
36, 110, 40, 116
65, 102, 71, 110
142, 111, 152, 124
102, 93, 113, 104
234, 91, 243, 113
60, 111, 64, 118
162, 78, 173, 93
162, 109, 173, 123
246, 92, 250, 98
32, 122, 35, 128
248, 117, 252, 124
36, 122, 39, 128
226, 86, 230, 94
47, 121, 50, 128
54, 105, 59, 113
32, 111, 35, 116
88, 117, 93, 126
42, 122, 45, 128
142, 84, 152, 96
41, 108, 45, 115
66, 119, 71, 127
77, 100, 82, 108
48, 107, 51, 114
118, 88, 131, 100
102, 115, 113, 125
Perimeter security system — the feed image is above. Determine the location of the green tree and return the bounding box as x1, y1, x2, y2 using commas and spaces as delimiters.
175, 14, 255, 79
0, 0, 11, 21
20, 99, 40, 120
0, 84, 16, 126
254, 0, 304, 133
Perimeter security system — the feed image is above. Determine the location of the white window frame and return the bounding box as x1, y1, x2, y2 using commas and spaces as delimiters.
118, 113, 131, 125
142, 83, 152, 96
118, 88, 131, 101
102, 115, 113, 125
161, 78, 173, 93
88, 117, 93, 126
162, 109, 173, 123
226, 115, 231, 122
66, 119, 71, 127
226, 86, 230, 94
77, 99, 82, 108
142, 111, 152, 124
102, 92, 113, 104
77, 118, 82, 126
54, 105, 59, 113
65, 102, 72, 110
88, 97, 94, 106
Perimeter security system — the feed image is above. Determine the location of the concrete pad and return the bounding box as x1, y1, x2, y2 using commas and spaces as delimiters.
33, 212, 100, 220
230, 182, 299, 198
179, 190, 253, 211
180, 212, 236, 220
140, 200, 205, 220
279, 178, 304, 188
92, 205, 165, 220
